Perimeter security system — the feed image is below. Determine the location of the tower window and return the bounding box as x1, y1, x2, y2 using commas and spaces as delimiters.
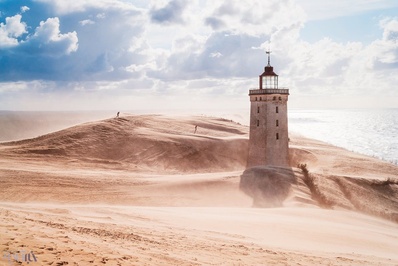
257, 120, 259, 127
255, 97, 257, 101
276, 120, 279, 127
273, 96, 276, 100
260, 97, 262, 101
279, 97, 282, 100
257, 106, 260, 113
276, 106, 279, 113
276, 133, 279, 140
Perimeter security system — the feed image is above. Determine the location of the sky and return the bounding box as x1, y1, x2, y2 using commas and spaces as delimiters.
0, 0, 397, 111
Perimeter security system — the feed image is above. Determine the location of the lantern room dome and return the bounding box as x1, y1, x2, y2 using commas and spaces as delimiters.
261, 65, 278, 77
259, 51, 278, 90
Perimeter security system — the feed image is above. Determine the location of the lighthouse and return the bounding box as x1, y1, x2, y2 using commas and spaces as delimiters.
247, 51, 290, 168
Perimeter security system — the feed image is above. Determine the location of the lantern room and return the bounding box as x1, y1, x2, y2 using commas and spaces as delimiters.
259, 51, 278, 90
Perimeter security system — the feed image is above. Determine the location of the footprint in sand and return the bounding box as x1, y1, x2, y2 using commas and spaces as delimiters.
55, 261, 69, 265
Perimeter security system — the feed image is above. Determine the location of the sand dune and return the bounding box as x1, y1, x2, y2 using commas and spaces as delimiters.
1, 115, 247, 173
0, 114, 398, 265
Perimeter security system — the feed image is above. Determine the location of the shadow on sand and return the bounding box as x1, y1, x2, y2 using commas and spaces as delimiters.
240, 166, 295, 207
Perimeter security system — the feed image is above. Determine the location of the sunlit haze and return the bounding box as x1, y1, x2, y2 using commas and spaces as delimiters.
1, 0, 398, 111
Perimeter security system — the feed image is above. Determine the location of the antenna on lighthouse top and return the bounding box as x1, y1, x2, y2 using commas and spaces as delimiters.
266, 50, 271, 66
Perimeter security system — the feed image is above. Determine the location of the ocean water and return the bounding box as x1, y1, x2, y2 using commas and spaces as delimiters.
288, 109, 398, 165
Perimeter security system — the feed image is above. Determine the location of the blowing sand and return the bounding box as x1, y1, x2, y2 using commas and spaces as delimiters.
0, 114, 397, 265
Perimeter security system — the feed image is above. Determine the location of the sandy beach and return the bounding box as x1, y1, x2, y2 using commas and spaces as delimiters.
1, 114, 397, 265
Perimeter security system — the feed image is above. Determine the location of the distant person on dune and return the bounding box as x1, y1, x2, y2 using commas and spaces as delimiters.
116, 112, 120, 118
194, 125, 198, 134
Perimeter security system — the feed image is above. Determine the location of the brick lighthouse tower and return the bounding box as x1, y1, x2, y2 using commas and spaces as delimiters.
247, 51, 290, 168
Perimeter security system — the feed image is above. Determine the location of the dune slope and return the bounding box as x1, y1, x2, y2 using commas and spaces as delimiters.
1, 115, 248, 173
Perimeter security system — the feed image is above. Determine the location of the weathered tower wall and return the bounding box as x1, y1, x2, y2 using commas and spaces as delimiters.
247, 93, 289, 168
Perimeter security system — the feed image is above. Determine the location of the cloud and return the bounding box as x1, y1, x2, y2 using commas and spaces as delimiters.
205, 17, 225, 30
0, 11, 78, 55
0, 1, 146, 82
269, 15, 398, 105
150, 0, 187, 25
380, 17, 398, 42
28, 17, 78, 55
151, 32, 266, 80
0, 14, 27, 47
147, 0, 306, 81
79, 19, 95, 26
205, 0, 306, 36
20, 6, 30, 13
297, 0, 398, 21
363, 18, 398, 69
210, 52, 223, 58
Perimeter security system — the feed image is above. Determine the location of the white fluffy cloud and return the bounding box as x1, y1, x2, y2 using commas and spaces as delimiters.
79, 19, 95, 26
30, 17, 78, 55
20, 6, 30, 13
376, 18, 398, 64
0, 12, 77, 55
0, 14, 27, 47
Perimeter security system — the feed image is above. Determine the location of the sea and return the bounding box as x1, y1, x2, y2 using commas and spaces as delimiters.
288, 109, 398, 165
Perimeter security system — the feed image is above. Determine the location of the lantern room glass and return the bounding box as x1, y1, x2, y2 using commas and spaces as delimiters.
262, 75, 278, 89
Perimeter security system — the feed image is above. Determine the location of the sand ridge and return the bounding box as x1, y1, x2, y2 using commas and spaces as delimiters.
1, 115, 248, 173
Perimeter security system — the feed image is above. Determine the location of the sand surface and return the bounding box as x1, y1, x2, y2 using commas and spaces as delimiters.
1, 114, 397, 265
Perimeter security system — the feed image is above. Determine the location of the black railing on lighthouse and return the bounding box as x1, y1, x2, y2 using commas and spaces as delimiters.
249, 88, 289, 95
